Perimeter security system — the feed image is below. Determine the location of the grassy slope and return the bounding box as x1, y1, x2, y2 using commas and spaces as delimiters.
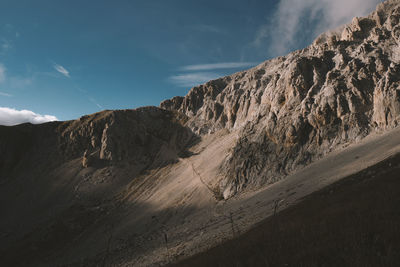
172, 153, 400, 267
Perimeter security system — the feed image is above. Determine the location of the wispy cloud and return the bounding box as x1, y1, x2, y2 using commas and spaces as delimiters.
0, 107, 58, 126
53, 63, 70, 78
170, 62, 258, 87
0, 63, 6, 83
169, 72, 221, 87
254, 0, 380, 56
181, 62, 257, 71
0, 91, 12, 97
74, 86, 103, 110
0, 63, 33, 91
0, 39, 12, 54
89, 97, 103, 109
0, 25, 18, 55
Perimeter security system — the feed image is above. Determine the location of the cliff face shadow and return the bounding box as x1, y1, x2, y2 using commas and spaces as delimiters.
0, 199, 201, 267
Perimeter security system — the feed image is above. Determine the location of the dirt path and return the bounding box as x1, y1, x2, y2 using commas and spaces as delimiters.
183, 158, 219, 200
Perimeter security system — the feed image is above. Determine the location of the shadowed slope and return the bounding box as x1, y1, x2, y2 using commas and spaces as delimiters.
173, 152, 400, 267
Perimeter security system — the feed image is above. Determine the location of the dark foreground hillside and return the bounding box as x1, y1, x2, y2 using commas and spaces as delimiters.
173, 153, 400, 267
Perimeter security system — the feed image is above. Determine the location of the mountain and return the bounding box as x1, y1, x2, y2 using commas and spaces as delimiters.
1, 0, 400, 266
161, 0, 400, 198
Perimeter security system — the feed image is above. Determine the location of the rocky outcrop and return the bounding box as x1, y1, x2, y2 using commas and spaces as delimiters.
161, 0, 400, 198
0, 107, 195, 180
57, 107, 195, 170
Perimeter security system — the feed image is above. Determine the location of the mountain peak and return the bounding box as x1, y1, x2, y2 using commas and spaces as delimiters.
159, 0, 400, 197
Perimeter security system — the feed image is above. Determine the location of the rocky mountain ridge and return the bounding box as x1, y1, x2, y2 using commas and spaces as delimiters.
162, 0, 400, 198
1, 107, 193, 173
4, 1, 399, 200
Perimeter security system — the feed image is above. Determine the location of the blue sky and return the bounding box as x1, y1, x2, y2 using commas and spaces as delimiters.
0, 0, 380, 124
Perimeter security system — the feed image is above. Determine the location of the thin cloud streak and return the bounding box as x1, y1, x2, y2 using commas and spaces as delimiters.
75, 85, 103, 110
0, 63, 6, 83
0, 107, 58, 126
53, 63, 70, 78
181, 62, 257, 71
89, 97, 103, 109
254, 0, 380, 56
169, 72, 221, 87
0, 91, 12, 97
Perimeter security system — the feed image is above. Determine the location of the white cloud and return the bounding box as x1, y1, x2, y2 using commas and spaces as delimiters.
0, 91, 12, 97
169, 72, 221, 87
181, 62, 257, 71
0, 63, 6, 83
53, 63, 70, 78
0, 107, 58, 126
255, 0, 381, 56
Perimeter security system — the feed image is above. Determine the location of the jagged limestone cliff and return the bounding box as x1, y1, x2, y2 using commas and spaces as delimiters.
161, 0, 400, 198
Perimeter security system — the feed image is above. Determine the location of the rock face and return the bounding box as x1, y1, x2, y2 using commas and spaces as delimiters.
161, 0, 400, 198
58, 107, 194, 167
0, 107, 194, 181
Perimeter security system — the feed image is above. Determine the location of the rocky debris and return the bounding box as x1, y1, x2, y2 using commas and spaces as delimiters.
161, 0, 400, 198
